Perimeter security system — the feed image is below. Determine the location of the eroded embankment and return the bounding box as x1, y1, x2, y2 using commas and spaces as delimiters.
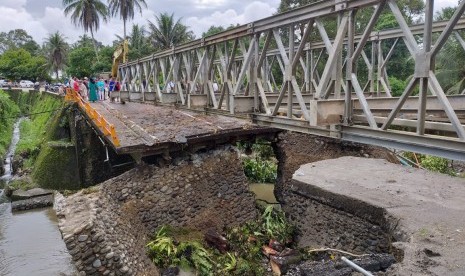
55, 146, 257, 275
287, 156, 465, 275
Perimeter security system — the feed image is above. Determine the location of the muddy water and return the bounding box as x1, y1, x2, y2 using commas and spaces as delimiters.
0, 119, 76, 276
249, 183, 279, 204
0, 205, 76, 275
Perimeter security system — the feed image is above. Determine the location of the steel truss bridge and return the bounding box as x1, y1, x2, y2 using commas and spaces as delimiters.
118, 0, 465, 161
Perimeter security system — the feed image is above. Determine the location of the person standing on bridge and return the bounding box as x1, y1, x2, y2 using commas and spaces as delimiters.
73, 77, 79, 93
79, 80, 88, 100
109, 77, 116, 102
88, 78, 98, 102
97, 78, 105, 101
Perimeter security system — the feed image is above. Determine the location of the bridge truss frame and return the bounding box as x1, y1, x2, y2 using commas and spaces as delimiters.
119, 0, 465, 161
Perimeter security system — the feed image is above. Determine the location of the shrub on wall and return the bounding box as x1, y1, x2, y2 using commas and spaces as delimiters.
242, 157, 277, 183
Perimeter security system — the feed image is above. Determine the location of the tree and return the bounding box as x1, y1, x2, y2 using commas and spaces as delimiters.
92, 45, 115, 73
62, 0, 109, 60
67, 46, 96, 77
202, 26, 225, 38
0, 29, 39, 54
434, 5, 465, 94
108, 0, 147, 40
148, 13, 194, 50
0, 49, 48, 81
45, 32, 69, 80
128, 24, 153, 59
73, 34, 104, 49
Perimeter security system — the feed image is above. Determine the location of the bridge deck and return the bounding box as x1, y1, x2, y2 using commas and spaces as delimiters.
87, 102, 274, 154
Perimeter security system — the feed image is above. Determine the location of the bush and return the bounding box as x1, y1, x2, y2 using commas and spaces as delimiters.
147, 206, 295, 275
402, 152, 454, 176
420, 155, 453, 175
242, 158, 277, 183
388, 77, 407, 97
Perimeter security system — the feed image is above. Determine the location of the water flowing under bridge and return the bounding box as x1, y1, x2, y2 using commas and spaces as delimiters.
82, 0, 465, 160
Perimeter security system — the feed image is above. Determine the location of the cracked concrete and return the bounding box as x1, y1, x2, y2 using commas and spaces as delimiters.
292, 156, 465, 276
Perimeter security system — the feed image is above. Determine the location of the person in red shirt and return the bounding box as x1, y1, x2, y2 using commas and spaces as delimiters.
73, 77, 80, 93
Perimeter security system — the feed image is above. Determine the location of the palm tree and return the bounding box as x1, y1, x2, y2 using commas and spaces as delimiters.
108, 0, 147, 40
62, 0, 109, 60
45, 32, 69, 80
148, 13, 193, 50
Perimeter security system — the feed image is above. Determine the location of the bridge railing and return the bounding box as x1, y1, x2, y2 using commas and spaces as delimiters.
118, 0, 465, 160
65, 88, 121, 147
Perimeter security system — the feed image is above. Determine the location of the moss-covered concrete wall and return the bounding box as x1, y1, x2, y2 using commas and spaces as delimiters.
33, 141, 80, 190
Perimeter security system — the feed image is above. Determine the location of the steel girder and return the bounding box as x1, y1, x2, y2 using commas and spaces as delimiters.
119, 0, 465, 160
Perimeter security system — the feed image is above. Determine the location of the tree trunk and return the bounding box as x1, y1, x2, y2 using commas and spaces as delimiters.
90, 29, 100, 62
123, 19, 127, 41
56, 69, 59, 80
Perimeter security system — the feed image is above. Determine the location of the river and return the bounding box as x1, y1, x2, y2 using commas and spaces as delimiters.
0, 119, 76, 276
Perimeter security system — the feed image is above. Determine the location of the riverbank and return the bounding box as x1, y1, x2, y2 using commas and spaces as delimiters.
0, 90, 76, 274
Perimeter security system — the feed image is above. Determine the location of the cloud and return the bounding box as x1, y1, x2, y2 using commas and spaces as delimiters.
0, 0, 460, 47
185, 1, 278, 36
434, 0, 460, 12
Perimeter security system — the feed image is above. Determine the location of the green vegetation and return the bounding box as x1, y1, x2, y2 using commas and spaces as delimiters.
148, 12, 195, 50
147, 206, 295, 275
44, 32, 69, 80
242, 158, 277, 183
8, 178, 37, 191
63, 0, 110, 60
238, 140, 277, 183
402, 152, 455, 176
15, 93, 64, 168
0, 90, 20, 157
1, 90, 79, 191
108, 0, 148, 40
0, 48, 49, 82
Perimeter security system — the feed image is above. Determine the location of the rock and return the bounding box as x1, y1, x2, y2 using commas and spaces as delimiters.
93, 259, 102, 268
105, 252, 115, 260
161, 267, 180, 276
78, 235, 89, 242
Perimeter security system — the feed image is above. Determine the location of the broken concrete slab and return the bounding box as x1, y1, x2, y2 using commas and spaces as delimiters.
11, 194, 54, 211
10, 188, 53, 201
291, 156, 465, 276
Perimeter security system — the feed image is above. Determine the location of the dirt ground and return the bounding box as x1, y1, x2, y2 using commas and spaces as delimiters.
293, 156, 465, 276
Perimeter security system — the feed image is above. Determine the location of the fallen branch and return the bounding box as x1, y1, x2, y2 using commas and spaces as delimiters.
307, 247, 369, 258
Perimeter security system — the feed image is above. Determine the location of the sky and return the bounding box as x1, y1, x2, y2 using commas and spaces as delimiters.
0, 0, 460, 46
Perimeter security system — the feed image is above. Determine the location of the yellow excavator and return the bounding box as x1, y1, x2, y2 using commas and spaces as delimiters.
110, 39, 129, 103
111, 39, 129, 79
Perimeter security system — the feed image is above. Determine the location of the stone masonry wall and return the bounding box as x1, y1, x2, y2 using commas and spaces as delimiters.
284, 180, 391, 254
56, 145, 258, 275
55, 192, 156, 276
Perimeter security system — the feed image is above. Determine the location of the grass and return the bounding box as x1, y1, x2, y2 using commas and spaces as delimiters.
14, 93, 63, 169
8, 179, 38, 191
0, 90, 20, 157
